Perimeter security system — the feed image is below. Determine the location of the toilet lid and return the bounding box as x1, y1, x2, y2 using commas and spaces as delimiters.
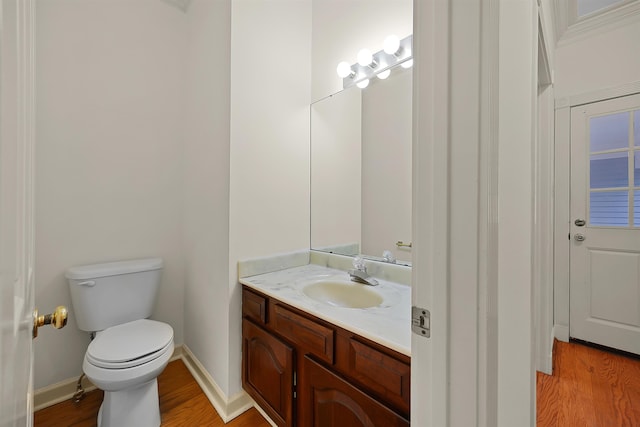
86, 319, 173, 369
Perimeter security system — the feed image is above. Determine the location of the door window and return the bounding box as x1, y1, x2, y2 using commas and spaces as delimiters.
588, 109, 640, 227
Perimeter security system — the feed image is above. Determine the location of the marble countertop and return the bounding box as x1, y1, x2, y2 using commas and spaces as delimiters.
239, 264, 411, 356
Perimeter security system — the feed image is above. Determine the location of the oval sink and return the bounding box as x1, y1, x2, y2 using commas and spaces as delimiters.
303, 280, 383, 308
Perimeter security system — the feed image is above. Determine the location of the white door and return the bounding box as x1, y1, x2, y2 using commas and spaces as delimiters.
1, 1, 36, 426
570, 93, 640, 355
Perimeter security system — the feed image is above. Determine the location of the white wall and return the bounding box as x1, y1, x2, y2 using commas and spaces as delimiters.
228, 0, 312, 397
182, 0, 232, 396
555, 22, 640, 99
34, 0, 186, 389
311, 0, 413, 102
553, 17, 640, 336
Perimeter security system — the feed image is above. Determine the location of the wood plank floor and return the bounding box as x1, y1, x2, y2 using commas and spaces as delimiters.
36, 340, 640, 426
537, 340, 640, 427
34, 359, 271, 427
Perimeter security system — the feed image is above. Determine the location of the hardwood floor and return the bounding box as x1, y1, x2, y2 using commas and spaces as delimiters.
34, 359, 271, 427
537, 340, 640, 427
36, 340, 640, 426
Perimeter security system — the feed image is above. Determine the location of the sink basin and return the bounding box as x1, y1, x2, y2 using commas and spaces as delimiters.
303, 280, 383, 308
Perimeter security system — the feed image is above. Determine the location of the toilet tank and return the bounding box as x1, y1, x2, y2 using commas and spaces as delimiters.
66, 258, 163, 332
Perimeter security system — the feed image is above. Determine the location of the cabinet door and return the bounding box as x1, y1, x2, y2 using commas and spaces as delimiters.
243, 319, 294, 427
301, 356, 409, 427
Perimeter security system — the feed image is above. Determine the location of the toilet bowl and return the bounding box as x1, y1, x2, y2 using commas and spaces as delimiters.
66, 258, 173, 427
83, 319, 174, 427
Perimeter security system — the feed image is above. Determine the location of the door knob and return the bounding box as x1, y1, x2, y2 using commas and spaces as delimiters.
574, 233, 586, 242
574, 219, 586, 227
33, 306, 68, 338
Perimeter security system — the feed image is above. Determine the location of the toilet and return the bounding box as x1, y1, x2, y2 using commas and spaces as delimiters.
66, 258, 174, 427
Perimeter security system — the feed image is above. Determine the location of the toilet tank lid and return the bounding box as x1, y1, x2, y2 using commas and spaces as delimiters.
65, 258, 163, 280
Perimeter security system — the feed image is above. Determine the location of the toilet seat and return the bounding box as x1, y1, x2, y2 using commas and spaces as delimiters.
86, 319, 173, 370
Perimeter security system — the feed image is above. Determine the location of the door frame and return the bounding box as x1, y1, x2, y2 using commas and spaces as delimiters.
553, 80, 640, 343
0, 0, 37, 425
412, 0, 538, 426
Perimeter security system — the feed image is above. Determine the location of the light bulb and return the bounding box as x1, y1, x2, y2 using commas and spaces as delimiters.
401, 59, 413, 69
336, 61, 354, 78
383, 35, 401, 55
357, 49, 374, 67
377, 69, 391, 79
356, 79, 370, 89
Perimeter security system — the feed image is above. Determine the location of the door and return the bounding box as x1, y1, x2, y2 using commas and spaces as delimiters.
242, 319, 294, 427
301, 356, 409, 427
1, 1, 35, 426
0, 0, 34, 425
570, 93, 640, 354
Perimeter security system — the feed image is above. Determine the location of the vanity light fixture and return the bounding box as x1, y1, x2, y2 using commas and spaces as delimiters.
337, 34, 412, 89
401, 59, 413, 69
336, 61, 356, 78
383, 35, 401, 56
357, 49, 376, 68
356, 79, 370, 89
377, 69, 391, 80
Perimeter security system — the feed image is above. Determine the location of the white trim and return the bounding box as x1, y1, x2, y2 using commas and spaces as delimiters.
553, 1, 570, 46
411, 0, 450, 426
554, 324, 570, 342
33, 346, 184, 412
497, 1, 537, 425
553, 105, 571, 341
534, 81, 555, 377
180, 345, 255, 423
478, 2, 500, 426
33, 345, 263, 424
556, 0, 640, 45
33, 378, 97, 412
556, 80, 640, 109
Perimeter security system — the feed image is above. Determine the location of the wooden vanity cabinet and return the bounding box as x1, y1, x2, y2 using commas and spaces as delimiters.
242, 318, 294, 427
301, 356, 410, 427
241, 286, 410, 427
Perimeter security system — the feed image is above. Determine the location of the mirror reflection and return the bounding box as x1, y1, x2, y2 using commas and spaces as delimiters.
311, 65, 412, 266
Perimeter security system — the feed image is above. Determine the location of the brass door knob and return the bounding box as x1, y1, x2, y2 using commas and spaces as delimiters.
33, 306, 68, 338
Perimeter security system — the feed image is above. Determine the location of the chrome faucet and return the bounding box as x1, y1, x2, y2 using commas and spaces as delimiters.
348, 256, 379, 286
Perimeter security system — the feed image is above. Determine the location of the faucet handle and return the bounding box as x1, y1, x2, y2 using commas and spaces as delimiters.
382, 250, 396, 263
353, 255, 366, 271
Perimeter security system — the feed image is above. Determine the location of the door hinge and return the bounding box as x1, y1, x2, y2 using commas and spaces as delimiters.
412, 306, 430, 338
293, 371, 297, 399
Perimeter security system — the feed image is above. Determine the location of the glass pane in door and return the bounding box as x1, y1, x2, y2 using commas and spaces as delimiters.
635, 151, 640, 186
578, 0, 625, 17
590, 191, 629, 227
590, 152, 628, 188
590, 112, 629, 152
635, 110, 640, 146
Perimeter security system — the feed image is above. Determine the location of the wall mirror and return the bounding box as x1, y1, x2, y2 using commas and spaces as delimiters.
310, 64, 412, 266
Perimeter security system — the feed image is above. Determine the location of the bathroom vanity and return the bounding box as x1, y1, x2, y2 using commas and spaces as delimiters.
240, 262, 410, 427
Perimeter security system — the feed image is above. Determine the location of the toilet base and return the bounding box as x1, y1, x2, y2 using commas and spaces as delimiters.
97, 379, 161, 427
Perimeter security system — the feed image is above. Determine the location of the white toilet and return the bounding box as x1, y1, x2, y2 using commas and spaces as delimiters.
66, 258, 174, 427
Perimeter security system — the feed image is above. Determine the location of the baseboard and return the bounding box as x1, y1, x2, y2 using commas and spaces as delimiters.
539, 327, 556, 375
33, 375, 97, 412
179, 345, 255, 423
554, 324, 570, 342
34, 345, 185, 412
34, 344, 269, 424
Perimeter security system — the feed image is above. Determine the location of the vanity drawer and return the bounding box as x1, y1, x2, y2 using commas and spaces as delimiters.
347, 338, 410, 413
272, 304, 334, 364
242, 287, 267, 324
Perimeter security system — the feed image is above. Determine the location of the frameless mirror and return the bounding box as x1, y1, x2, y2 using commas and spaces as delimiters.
311, 65, 412, 266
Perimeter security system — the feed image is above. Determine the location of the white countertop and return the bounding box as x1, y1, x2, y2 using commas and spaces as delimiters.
239, 263, 411, 356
